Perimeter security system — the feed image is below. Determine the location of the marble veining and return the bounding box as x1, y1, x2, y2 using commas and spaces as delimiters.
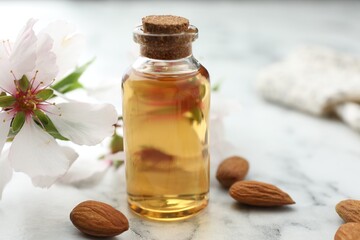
0, 1, 360, 239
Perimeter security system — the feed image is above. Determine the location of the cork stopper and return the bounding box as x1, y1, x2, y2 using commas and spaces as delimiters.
134, 15, 197, 60
142, 15, 189, 34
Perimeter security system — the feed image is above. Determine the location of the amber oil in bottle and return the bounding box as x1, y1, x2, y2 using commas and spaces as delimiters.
122, 15, 210, 221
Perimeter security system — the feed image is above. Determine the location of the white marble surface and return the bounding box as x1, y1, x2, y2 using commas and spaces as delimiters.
1, 1, 360, 239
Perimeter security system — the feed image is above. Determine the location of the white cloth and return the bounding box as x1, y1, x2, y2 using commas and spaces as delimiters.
257, 46, 360, 132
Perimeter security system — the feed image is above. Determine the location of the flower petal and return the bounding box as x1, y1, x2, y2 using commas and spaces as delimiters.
0, 150, 12, 200
10, 19, 37, 79
0, 42, 15, 93
59, 156, 109, 188
9, 120, 78, 182
106, 151, 125, 161
41, 21, 85, 79
27, 33, 58, 88
31, 146, 78, 188
45, 102, 117, 146
0, 112, 12, 154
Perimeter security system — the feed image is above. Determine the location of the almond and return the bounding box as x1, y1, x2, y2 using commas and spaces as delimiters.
334, 222, 360, 240
336, 199, 360, 223
229, 180, 295, 207
216, 156, 250, 188
70, 200, 129, 237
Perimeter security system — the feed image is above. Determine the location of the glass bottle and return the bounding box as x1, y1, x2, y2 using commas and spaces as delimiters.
122, 15, 210, 221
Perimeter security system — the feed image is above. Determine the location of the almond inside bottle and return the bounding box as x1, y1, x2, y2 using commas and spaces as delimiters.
122, 15, 210, 221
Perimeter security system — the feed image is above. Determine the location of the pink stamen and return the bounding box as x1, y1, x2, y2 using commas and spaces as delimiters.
38, 104, 61, 117
1, 68, 58, 121
43, 78, 56, 89
10, 71, 17, 81
0, 86, 12, 95
29, 70, 39, 89
31, 80, 44, 94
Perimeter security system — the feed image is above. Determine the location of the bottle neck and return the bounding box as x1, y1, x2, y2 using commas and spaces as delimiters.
140, 43, 192, 60
132, 55, 201, 75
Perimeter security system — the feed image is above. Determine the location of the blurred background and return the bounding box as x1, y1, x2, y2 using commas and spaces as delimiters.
1, 0, 359, 100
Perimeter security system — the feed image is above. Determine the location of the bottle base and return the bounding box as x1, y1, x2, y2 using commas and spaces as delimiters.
128, 193, 209, 221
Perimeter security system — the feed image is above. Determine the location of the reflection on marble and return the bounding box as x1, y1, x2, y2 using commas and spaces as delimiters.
1, 1, 360, 239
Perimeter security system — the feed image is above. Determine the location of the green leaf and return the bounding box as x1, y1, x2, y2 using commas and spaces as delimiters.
56, 81, 83, 94
52, 59, 94, 94
0, 92, 6, 96
36, 89, 54, 101
34, 109, 49, 125
110, 134, 124, 154
33, 110, 68, 141
0, 95, 15, 107
12, 112, 25, 133
19, 75, 30, 92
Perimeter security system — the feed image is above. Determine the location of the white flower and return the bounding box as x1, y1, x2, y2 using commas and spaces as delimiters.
40, 20, 86, 79
0, 19, 118, 199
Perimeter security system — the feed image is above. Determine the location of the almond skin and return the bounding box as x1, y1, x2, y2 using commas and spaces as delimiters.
334, 222, 360, 240
336, 199, 360, 223
229, 180, 295, 207
216, 156, 250, 188
70, 200, 129, 238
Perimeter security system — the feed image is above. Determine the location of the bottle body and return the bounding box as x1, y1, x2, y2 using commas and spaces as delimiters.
122, 56, 210, 220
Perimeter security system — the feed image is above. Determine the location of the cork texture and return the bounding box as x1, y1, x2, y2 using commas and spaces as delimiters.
140, 45, 192, 60
138, 15, 193, 60
142, 15, 189, 34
